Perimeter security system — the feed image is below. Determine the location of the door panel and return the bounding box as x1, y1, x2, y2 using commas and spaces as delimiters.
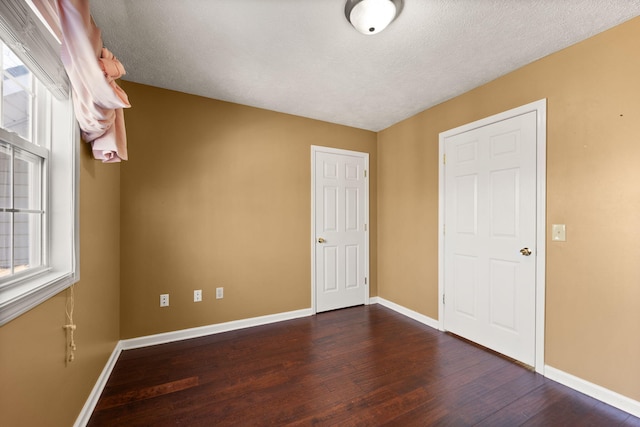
490, 168, 519, 236
323, 186, 338, 231
489, 259, 518, 331
345, 188, 359, 231
444, 111, 537, 366
323, 246, 338, 292
456, 174, 477, 234
345, 245, 359, 289
314, 149, 367, 312
453, 254, 477, 318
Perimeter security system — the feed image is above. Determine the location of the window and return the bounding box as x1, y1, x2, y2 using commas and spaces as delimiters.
0, 1, 78, 325
0, 44, 45, 282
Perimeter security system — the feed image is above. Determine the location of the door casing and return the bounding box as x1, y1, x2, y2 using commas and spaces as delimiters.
311, 145, 370, 314
438, 99, 547, 374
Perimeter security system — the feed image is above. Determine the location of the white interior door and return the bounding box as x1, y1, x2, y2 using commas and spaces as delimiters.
443, 111, 537, 366
312, 147, 368, 313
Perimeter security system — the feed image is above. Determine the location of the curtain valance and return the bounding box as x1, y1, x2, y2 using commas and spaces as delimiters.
33, 0, 130, 162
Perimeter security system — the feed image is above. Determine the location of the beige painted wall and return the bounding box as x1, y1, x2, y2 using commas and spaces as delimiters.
0, 146, 121, 426
119, 82, 377, 339
378, 17, 640, 401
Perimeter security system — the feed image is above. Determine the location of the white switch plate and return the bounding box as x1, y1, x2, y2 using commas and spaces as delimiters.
552, 224, 566, 241
194, 289, 202, 302
216, 287, 224, 299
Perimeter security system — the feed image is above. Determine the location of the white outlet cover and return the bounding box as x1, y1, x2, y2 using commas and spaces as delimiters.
216, 287, 223, 299
194, 290, 202, 302
160, 294, 169, 307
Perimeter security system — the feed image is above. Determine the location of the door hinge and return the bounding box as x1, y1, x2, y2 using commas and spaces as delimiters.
364, 224, 367, 231
443, 294, 445, 305
364, 277, 367, 285
443, 154, 446, 165
364, 169, 367, 178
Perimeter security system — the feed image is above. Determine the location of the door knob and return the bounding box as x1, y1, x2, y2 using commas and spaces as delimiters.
520, 247, 532, 256
318, 237, 326, 243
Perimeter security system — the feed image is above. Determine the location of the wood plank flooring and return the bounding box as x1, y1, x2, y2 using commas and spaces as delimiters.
88, 305, 639, 426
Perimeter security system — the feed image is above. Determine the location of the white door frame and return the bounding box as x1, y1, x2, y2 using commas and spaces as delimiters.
438, 99, 547, 374
311, 145, 370, 314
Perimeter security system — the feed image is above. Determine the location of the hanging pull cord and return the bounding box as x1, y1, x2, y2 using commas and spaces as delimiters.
63, 285, 77, 364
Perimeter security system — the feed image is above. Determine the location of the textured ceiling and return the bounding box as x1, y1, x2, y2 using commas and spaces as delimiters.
91, 0, 640, 132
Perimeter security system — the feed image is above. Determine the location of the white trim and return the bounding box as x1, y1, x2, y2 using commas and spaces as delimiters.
310, 145, 370, 314
438, 99, 547, 374
375, 297, 439, 330
0, 271, 77, 325
438, 134, 446, 330
0, 83, 79, 326
121, 308, 313, 350
545, 365, 640, 418
364, 152, 370, 306
73, 341, 123, 427
534, 101, 547, 375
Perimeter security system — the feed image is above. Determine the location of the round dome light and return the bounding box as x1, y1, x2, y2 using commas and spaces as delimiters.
348, 0, 398, 35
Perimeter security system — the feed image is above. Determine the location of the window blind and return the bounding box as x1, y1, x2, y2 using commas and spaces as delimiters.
0, 0, 69, 99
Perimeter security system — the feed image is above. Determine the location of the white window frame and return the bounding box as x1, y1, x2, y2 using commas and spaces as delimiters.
0, 58, 46, 283
0, 2, 79, 326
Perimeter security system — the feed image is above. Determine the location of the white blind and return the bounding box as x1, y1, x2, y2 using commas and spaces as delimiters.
0, 0, 69, 99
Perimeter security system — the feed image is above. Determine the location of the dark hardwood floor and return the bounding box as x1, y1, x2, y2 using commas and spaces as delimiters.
88, 305, 639, 426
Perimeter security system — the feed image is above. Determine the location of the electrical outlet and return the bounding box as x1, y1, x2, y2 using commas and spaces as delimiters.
160, 294, 169, 307
216, 287, 224, 299
194, 289, 202, 302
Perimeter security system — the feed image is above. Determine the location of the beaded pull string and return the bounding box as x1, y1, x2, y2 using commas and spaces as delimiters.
63, 285, 77, 365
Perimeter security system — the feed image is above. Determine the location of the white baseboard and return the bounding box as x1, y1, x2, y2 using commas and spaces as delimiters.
74, 341, 123, 427
373, 297, 440, 330
545, 365, 640, 418
120, 308, 313, 350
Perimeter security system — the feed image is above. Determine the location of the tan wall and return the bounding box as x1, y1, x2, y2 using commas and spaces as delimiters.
378, 17, 640, 401
0, 146, 121, 426
119, 82, 377, 339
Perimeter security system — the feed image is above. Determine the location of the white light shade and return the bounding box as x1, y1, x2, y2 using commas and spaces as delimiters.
349, 0, 397, 35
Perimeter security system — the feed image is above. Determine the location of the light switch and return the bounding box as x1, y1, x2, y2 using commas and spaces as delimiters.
552, 224, 566, 242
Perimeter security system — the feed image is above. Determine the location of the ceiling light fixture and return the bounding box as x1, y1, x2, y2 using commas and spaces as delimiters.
345, 0, 403, 35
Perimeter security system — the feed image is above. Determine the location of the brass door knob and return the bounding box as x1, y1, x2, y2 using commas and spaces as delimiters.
318, 237, 326, 243
520, 247, 532, 256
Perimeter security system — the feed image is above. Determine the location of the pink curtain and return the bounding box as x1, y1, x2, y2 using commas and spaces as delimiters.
33, 0, 130, 162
